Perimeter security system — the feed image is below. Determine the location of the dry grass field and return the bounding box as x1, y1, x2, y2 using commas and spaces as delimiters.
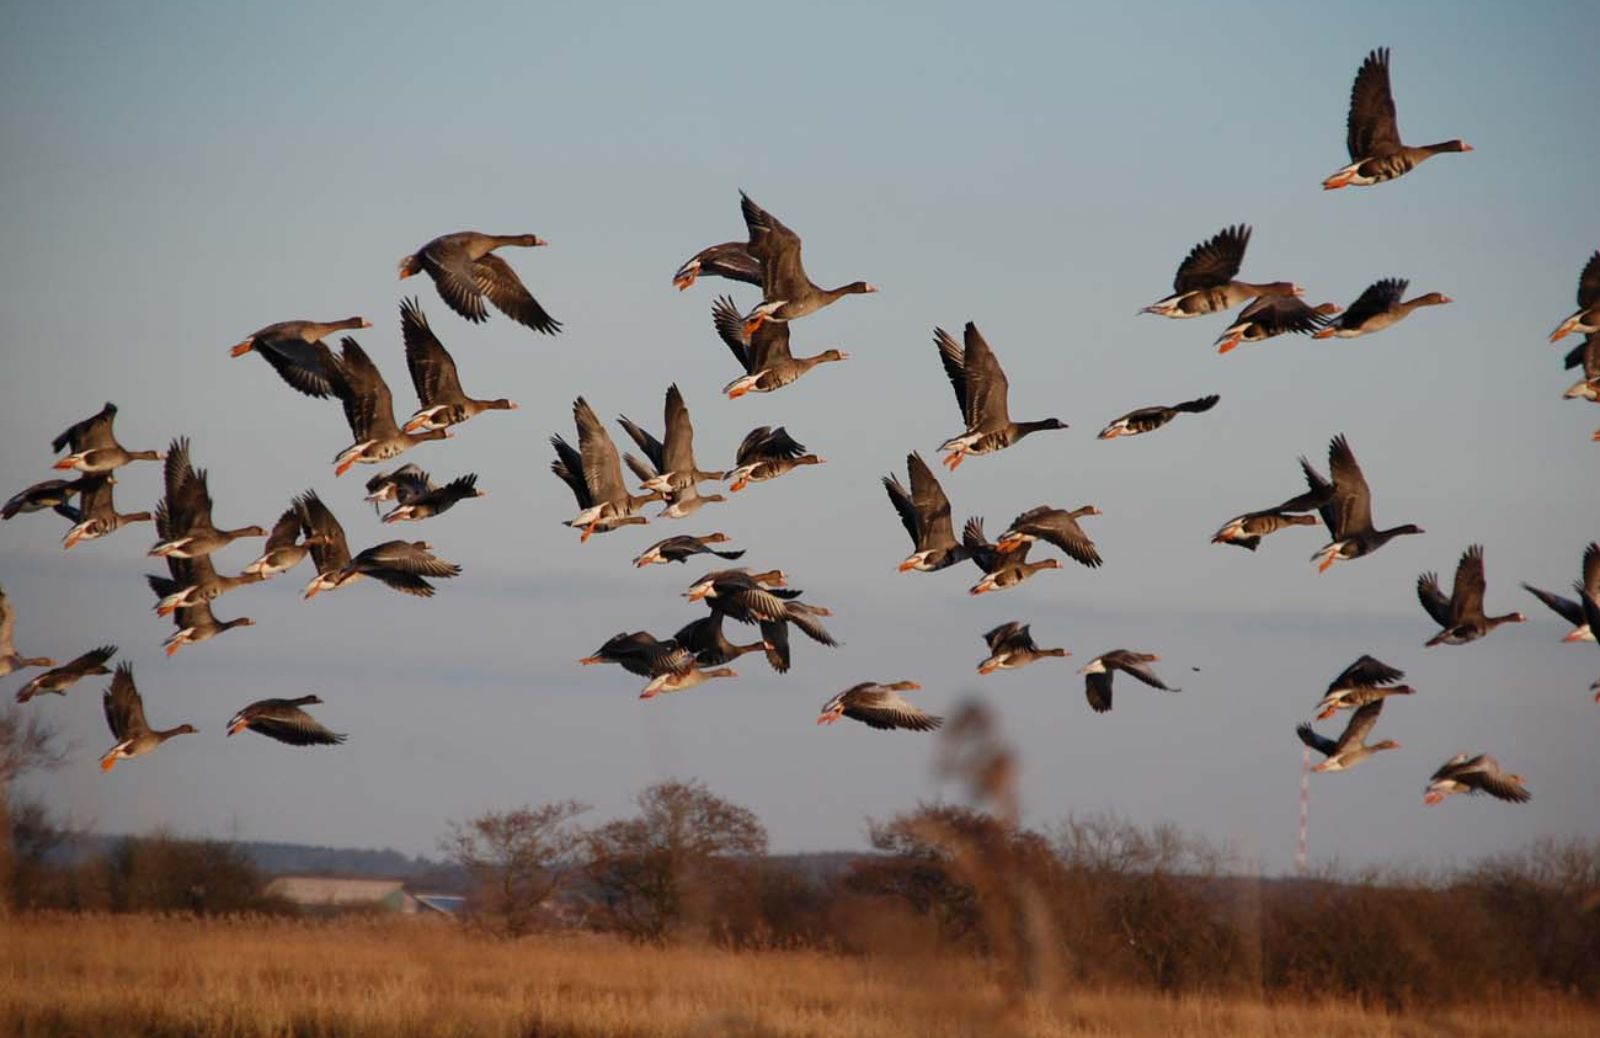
3, 914, 1597, 1038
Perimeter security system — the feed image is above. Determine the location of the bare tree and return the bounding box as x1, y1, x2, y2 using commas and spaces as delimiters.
441, 800, 589, 937
585, 779, 767, 942
0, 706, 69, 916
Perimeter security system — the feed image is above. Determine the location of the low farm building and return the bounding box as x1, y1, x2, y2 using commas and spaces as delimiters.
265, 876, 460, 916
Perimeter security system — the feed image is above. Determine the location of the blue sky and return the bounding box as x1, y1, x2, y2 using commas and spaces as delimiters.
2, 1, 1596, 871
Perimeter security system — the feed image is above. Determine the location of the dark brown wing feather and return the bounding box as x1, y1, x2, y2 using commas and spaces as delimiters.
1347, 47, 1401, 160
934, 327, 969, 418
474, 253, 560, 334
961, 322, 1011, 430
741, 192, 809, 302
1338, 279, 1408, 329
1173, 225, 1249, 293
1450, 545, 1487, 623
1327, 435, 1373, 537
1577, 251, 1600, 309
401, 297, 465, 406
1417, 572, 1453, 627
330, 338, 400, 442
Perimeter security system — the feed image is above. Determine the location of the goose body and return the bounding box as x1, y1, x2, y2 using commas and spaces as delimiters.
1215, 297, 1339, 354
14, 645, 116, 703
633, 533, 744, 568
228, 317, 368, 397
738, 192, 875, 335
935, 323, 1067, 469
1322, 48, 1471, 190
99, 663, 197, 770
964, 518, 1063, 595
1296, 701, 1400, 773
398, 232, 559, 333
378, 470, 485, 524
728, 426, 823, 492
1417, 545, 1526, 646
1424, 753, 1529, 805
817, 681, 939, 731
148, 438, 266, 558
550, 397, 661, 541
51, 402, 163, 474
243, 506, 315, 579
1141, 225, 1300, 318
619, 384, 726, 495
325, 338, 451, 476
148, 557, 255, 656
1211, 482, 1331, 552
885, 452, 970, 573
62, 473, 152, 550
3, 478, 83, 522
978, 622, 1068, 675
227, 695, 345, 746
1312, 655, 1413, 720
672, 613, 766, 666
1099, 395, 1220, 439
1079, 651, 1179, 713
397, 298, 517, 433
1313, 279, 1450, 339
712, 295, 848, 397
1303, 434, 1423, 571
994, 505, 1103, 568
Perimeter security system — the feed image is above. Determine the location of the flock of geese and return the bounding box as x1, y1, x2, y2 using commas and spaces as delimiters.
2, 48, 1595, 815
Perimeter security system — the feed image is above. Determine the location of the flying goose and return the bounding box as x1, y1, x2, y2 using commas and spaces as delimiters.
398, 232, 560, 333
364, 464, 428, 509
1312, 655, 1413, 720
378, 471, 485, 524
994, 506, 1103, 568
728, 426, 823, 492
817, 682, 940, 731
1521, 542, 1600, 642
14, 645, 116, 704
51, 402, 162, 474
1296, 701, 1400, 773
935, 323, 1068, 470
673, 613, 767, 666
978, 622, 1069, 675
964, 518, 1063, 596
580, 631, 696, 680
738, 192, 875, 336
308, 541, 462, 600
243, 506, 316, 579
1215, 297, 1339, 354
1424, 753, 1530, 805
227, 695, 346, 746
3, 478, 83, 522
296, 490, 353, 599
398, 298, 518, 433
550, 397, 661, 541
1323, 48, 1472, 190
325, 338, 451, 476
61, 473, 152, 550
684, 570, 836, 674
1417, 545, 1526, 646
1080, 651, 1179, 713
1313, 279, 1450, 339
150, 515, 264, 617
1303, 434, 1423, 572
1141, 225, 1301, 318
148, 438, 267, 558
99, 663, 197, 771
1551, 252, 1600, 343
711, 295, 848, 398
228, 317, 368, 398
0, 584, 55, 677
148, 556, 255, 656
632, 533, 744, 568
1098, 395, 1220, 439
1211, 481, 1333, 552
673, 241, 763, 292
619, 384, 727, 495
885, 452, 969, 573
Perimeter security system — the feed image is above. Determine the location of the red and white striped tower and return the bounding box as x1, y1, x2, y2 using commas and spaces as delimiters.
1295, 746, 1311, 875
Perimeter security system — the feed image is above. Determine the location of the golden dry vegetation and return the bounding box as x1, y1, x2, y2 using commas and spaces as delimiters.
4, 913, 1598, 1038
